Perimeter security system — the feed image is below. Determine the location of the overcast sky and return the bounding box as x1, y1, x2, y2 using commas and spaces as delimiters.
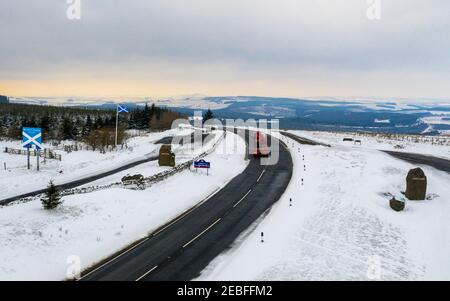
1, 0, 449, 99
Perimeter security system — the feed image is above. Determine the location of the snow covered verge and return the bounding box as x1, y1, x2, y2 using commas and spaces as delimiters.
288, 130, 450, 160
0, 131, 248, 280
0, 128, 192, 200
198, 134, 450, 281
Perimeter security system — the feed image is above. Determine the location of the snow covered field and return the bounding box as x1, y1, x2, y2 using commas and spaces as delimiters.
0, 128, 192, 200
0, 131, 248, 280
199, 134, 450, 281
288, 130, 450, 160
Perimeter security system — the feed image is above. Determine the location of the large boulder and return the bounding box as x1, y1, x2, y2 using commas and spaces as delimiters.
405, 168, 427, 200
159, 144, 176, 167
390, 197, 405, 212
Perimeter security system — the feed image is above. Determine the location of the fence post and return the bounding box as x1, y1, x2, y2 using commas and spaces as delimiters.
27, 148, 30, 170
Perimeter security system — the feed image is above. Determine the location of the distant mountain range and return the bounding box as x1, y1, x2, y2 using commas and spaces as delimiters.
7, 95, 450, 135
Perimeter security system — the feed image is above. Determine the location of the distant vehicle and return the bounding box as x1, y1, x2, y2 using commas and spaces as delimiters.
252, 131, 270, 157
343, 138, 354, 142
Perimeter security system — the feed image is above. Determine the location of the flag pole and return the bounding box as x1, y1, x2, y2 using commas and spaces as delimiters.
115, 104, 119, 150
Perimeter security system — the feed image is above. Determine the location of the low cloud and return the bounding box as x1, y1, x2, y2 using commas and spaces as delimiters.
1, 0, 449, 98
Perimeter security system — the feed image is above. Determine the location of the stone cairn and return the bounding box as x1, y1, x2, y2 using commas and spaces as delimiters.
405, 167, 427, 200
158, 144, 176, 167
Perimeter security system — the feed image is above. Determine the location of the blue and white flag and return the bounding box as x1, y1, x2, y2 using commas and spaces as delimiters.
117, 104, 129, 113
22, 127, 42, 150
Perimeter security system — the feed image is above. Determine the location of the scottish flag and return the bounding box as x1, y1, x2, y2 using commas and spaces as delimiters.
117, 104, 129, 113
22, 127, 42, 150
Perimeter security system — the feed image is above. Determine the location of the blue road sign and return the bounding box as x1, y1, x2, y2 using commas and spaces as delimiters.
194, 159, 210, 169
22, 127, 42, 150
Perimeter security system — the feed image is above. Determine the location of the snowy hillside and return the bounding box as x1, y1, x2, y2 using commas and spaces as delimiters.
289, 130, 450, 160
0, 128, 192, 200
198, 133, 450, 280
0, 131, 248, 280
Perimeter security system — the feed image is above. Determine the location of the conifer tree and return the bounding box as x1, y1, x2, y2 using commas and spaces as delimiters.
41, 180, 62, 210
203, 109, 214, 123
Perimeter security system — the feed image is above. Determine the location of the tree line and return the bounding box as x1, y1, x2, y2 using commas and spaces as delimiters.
0, 102, 184, 149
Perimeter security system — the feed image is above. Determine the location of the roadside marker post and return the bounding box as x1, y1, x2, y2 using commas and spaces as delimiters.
27, 147, 30, 170
37, 149, 40, 171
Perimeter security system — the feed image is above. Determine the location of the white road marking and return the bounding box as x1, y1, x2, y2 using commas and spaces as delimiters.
152, 187, 221, 237
256, 169, 266, 182
182, 218, 221, 248
79, 186, 223, 280
152, 208, 194, 237
135, 265, 158, 281
79, 236, 150, 280
233, 189, 252, 208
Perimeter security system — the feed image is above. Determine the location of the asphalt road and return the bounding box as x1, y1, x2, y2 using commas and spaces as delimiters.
0, 154, 159, 206
280, 131, 331, 147
282, 131, 450, 174
80, 130, 293, 281
0, 133, 207, 206
155, 132, 211, 145
383, 151, 450, 174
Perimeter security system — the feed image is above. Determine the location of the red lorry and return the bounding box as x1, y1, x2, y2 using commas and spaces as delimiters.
252, 131, 270, 157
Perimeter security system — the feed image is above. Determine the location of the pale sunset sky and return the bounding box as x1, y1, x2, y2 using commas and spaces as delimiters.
1, 0, 449, 99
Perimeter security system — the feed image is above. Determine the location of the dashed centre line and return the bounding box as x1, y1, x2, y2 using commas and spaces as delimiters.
182, 218, 222, 249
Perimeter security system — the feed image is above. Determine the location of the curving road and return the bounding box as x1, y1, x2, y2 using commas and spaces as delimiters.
155, 132, 211, 145
80, 130, 293, 281
281, 131, 450, 174
383, 151, 450, 174
280, 131, 331, 147
0, 154, 159, 206
0, 133, 211, 206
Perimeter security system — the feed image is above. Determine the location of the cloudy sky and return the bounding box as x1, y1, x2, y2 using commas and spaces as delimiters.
1, 0, 449, 99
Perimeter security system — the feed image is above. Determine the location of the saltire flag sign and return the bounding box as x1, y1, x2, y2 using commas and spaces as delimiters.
117, 104, 129, 113
22, 127, 42, 150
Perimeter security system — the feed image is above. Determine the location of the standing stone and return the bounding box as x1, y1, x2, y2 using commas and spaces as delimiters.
405, 168, 427, 200
158, 144, 176, 167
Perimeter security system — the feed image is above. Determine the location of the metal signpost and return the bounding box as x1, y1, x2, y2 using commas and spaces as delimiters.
116, 104, 129, 149
22, 127, 42, 171
193, 159, 211, 175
